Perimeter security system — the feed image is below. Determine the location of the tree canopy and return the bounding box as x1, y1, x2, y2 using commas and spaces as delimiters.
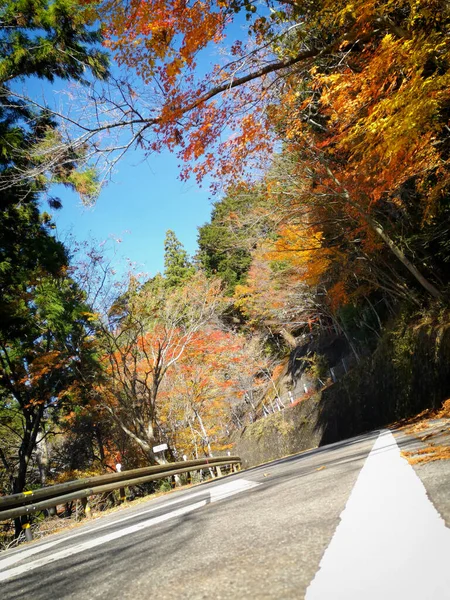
163, 229, 195, 288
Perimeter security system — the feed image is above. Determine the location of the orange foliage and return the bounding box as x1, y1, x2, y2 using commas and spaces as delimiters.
157, 327, 268, 457
76, 0, 449, 206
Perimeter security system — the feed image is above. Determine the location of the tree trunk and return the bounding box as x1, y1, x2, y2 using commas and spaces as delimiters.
194, 410, 222, 477
94, 425, 106, 464
13, 405, 44, 537
325, 167, 443, 300
369, 218, 442, 300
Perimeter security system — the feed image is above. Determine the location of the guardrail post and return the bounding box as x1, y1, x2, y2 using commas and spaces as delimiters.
81, 497, 92, 519
183, 455, 192, 484
48, 506, 56, 517
119, 487, 126, 503
22, 519, 33, 542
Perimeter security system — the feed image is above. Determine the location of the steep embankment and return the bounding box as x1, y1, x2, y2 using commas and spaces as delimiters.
233, 313, 450, 467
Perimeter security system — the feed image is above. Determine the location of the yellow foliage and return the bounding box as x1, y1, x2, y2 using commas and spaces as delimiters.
265, 224, 332, 286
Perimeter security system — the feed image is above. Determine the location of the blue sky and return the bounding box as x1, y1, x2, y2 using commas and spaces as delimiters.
50, 146, 213, 279
26, 9, 274, 280
39, 15, 256, 279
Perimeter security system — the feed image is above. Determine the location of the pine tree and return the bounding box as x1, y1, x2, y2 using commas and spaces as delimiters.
163, 230, 195, 288
0, 0, 110, 335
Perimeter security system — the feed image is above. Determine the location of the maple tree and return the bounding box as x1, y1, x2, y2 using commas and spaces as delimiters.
99, 271, 225, 463
159, 328, 272, 458
159, 328, 242, 459
234, 248, 316, 346
55, 0, 448, 304
6, 0, 445, 310
259, 155, 388, 310
47, 1, 438, 187
267, 1, 449, 302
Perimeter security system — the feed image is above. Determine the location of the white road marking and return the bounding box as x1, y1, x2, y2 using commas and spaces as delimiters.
0, 478, 259, 578
0, 500, 207, 582
0, 489, 208, 571
0, 541, 61, 570
306, 430, 450, 600
210, 478, 260, 502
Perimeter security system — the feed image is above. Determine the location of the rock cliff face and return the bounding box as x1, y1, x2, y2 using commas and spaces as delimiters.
232, 394, 323, 468
256, 332, 357, 415
233, 316, 450, 468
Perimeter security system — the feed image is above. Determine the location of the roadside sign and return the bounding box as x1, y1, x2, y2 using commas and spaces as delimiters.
153, 443, 168, 453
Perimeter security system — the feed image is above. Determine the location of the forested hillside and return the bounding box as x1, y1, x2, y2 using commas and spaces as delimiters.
1, 0, 449, 541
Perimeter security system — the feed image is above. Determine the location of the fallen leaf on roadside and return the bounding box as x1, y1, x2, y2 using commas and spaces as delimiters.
402, 445, 450, 465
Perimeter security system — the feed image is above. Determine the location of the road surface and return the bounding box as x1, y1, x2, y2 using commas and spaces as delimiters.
1, 427, 450, 599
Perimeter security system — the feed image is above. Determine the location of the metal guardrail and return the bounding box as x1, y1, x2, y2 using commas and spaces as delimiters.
0, 456, 241, 541
0, 456, 240, 511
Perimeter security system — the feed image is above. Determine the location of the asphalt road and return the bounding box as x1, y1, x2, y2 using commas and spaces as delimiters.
1, 427, 450, 599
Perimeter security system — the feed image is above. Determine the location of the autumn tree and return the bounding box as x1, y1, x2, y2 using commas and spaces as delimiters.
234, 244, 320, 347
265, 1, 450, 302
3, 0, 445, 298
21, 0, 442, 310
158, 327, 274, 458
0, 275, 100, 498
99, 271, 226, 464
159, 329, 243, 459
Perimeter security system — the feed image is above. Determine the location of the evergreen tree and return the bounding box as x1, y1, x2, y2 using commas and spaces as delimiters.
163, 230, 195, 288
0, 0, 108, 512
0, 0, 108, 83
197, 189, 269, 294
1, 0, 109, 334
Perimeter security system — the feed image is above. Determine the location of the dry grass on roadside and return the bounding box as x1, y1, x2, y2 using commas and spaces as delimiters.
392, 399, 450, 432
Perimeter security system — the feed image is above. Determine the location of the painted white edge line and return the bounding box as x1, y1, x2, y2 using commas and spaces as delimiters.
0, 478, 260, 576
0, 500, 208, 583
306, 430, 450, 600
0, 489, 208, 571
